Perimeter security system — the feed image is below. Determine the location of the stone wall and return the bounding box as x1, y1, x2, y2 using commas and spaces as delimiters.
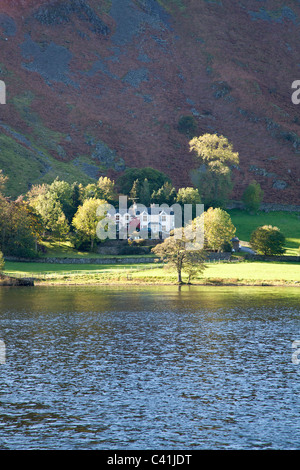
244, 254, 300, 262
227, 200, 300, 212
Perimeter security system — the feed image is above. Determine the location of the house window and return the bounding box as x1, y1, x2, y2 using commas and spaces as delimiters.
125, 214, 130, 223
115, 214, 120, 222
162, 225, 167, 232
161, 215, 166, 222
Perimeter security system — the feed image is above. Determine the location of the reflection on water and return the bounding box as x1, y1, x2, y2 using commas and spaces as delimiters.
0, 285, 299, 449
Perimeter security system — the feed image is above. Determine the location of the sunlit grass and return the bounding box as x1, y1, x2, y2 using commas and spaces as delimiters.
228, 209, 300, 255
3, 260, 300, 285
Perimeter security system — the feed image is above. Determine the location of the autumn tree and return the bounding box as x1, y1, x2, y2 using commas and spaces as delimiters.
197, 207, 236, 252
29, 191, 69, 238
97, 176, 118, 204
83, 177, 117, 205
176, 187, 201, 206
72, 198, 107, 250
152, 226, 206, 284
189, 133, 239, 208
183, 249, 207, 284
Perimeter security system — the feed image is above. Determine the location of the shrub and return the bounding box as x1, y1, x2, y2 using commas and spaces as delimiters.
0, 250, 4, 272
242, 181, 264, 213
220, 240, 233, 253
178, 115, 197, 137
250, 225, 286, 255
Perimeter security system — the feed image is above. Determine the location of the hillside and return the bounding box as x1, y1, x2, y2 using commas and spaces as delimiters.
0, 0, 300, 203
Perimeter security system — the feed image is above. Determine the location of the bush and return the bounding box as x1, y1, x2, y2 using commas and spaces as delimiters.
250, 225, 286, 255
220, 240, 233, 253
242, 181, 264, 213
0, 250, 4, 272
177, 115, 197, 137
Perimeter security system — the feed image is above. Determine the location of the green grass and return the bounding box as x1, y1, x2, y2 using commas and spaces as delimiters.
228, 209, 300, 255
3, 259, 300, 285
131, 261, 300, 284
0, 132, 99, 198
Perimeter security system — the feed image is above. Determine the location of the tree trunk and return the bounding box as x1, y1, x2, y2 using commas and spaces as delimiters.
177, 269, 182, 284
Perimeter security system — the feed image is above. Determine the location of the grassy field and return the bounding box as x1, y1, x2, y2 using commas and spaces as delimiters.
3, 259, 300, 286
228, 209, 300, 255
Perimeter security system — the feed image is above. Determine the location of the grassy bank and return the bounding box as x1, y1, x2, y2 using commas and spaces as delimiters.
228, 209, 300, 255
3, 259, 300, 286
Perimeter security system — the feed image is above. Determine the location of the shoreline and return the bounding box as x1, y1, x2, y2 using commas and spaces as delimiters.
32, 279, 300, 287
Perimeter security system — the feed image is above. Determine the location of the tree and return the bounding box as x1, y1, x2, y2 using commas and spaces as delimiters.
48, 178, 74, 223
72, 198, 107, 250
0, 197, 38, 258
0, 170, 8, 194
197, 207, 236, 252
178, 115, 198, 138
242, 181, 264, 213
83, 177, 117, 205
152, 226, 206, 284
117, 167, 171, 196
176, 187, 201, 206
129, 179, 140, 203
189, 133, 239, 207
97, 176, 118, 204
71, 182, 84, 218
29, 191, 69, 237
0, 250, 4, 272
52, 213, 70, 243
250, 225, 286, 255
16, 198, 43, 253
151, 182, 177, 205
183, 249, 207, 283
139, 178, 151, 206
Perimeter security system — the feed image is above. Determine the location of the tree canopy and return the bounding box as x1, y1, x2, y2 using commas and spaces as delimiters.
152, 226, 206, 283
117, 167, 171, 197
250, 225, 286, 255
197, 207, 236, 252
72, 198, 107, 250
242, 181, 264, 213
189, 133, 239, 208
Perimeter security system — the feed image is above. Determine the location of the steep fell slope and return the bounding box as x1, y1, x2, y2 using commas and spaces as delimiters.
0, 0, 299, 204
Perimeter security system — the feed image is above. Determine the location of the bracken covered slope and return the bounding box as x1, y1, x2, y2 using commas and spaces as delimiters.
0, 0, 300, 203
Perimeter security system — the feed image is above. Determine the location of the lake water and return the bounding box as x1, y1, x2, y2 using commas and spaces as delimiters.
0, 285, 299, 450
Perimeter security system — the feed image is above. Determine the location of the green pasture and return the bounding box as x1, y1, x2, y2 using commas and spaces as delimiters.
228, 210, 300, 255
3, 259, 300, 285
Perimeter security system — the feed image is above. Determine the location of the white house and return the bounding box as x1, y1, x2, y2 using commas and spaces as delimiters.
107, 203, 175, 239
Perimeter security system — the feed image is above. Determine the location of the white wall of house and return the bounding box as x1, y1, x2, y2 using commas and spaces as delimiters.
111, 208, 175, 235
